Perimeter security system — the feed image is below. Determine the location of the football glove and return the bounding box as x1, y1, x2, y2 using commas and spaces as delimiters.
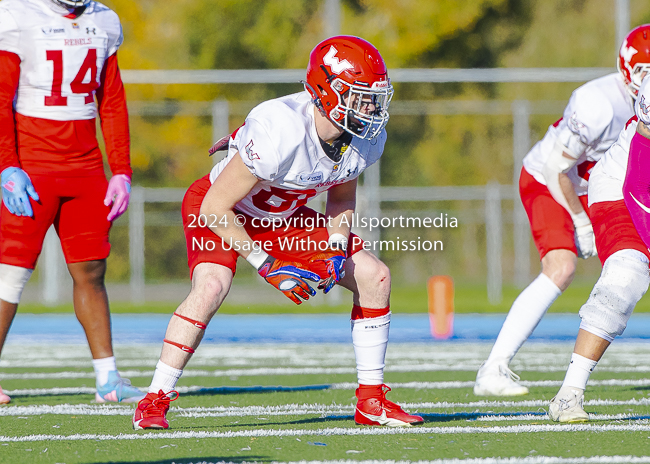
1, 167, 39, 217
105, 174, 131, 221
258, 256, 320, 305
573, 214, 597, 259
311, 251, 346, 294
311, 233, 348, 294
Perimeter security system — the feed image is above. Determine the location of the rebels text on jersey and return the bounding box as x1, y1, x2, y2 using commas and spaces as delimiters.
522, 73, 633, 195
209, 92, 386, 219
0, 0, 130, 177
0, 0, 122, 121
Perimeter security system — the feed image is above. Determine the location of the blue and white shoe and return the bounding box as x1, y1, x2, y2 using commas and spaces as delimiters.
96, 371, 145, 403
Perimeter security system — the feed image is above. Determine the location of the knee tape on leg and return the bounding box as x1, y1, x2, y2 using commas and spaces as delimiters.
579, 250, 650, 339
0, 264, 33, 304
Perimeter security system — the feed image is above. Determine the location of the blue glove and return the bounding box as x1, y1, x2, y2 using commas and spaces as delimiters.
1, 167, 39, 217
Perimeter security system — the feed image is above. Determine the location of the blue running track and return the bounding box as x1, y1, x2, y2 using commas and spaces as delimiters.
7, 313, 650, 344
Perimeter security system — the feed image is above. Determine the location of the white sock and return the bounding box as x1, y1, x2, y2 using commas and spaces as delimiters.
562, 353, 597, 390
486, 273, 561, 366
351, 312, 390, 385
92, 356, 117, 386
149, 360, 183, 394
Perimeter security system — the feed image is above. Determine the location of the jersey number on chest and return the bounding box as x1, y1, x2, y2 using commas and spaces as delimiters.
45, 49, 99, 106
252, 186, 318, 214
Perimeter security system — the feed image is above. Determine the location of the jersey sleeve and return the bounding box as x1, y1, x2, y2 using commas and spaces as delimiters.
0, 51, 20, 171
96, 53, 131, 177
231, 118, 283, 181
0, 7, 21, 58
104, 9, 124, 57
558, 88, 615, 157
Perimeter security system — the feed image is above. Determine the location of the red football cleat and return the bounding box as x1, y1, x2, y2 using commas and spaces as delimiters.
354, 384, 424, 427
132, 390, 178, 430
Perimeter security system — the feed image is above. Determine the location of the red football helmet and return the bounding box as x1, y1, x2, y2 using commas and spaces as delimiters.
618, 25, 650, 98
304, 36, 393, 140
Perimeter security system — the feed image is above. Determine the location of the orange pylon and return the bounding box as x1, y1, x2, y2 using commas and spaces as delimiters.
427, 275, 454, 339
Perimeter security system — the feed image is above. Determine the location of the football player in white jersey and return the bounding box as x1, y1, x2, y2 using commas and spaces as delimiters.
132, 36, 424, 430
0, 0, 142, 404
475, 25, 650, 397
548, 72, 650, 422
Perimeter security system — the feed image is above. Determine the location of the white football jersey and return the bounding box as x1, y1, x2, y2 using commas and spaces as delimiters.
522, 73, 633, 196
209, 92, 385, 219
588, 117, 638, 206
0, 0, 122, 121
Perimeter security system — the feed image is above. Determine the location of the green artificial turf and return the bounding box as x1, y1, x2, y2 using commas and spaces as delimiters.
15, 280, 644, 315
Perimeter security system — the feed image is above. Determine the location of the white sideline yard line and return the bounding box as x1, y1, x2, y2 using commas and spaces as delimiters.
6, 365, 650, 381
6, 384, 650, 409
6, 423, 650, 442
7, 364, 650, 373
5, 379, 650, 397
89, 458, 650, 464
102, 457, 650, 464
2, 342, 650, 374
9, 365, 650, 377
2, 400, 650, 419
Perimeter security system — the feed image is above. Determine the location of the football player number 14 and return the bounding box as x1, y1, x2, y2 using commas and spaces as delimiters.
45, 48, 99, 106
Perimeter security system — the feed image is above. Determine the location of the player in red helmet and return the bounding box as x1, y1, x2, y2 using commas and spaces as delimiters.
475, 25, 650, 397
305, 36, 393, 140
618, 24, 650, 98
133, 36, 423, 430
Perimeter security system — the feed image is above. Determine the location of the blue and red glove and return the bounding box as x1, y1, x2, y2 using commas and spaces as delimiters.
313, 251, 346, 294
1, 167, 39, 217
310, 233, 348, 294
257, 255, 320, 305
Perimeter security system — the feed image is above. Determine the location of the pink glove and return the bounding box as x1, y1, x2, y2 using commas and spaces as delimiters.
104, 174, 131, 221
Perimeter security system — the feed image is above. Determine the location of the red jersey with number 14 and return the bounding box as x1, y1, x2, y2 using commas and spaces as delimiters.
0, 0, 130, 177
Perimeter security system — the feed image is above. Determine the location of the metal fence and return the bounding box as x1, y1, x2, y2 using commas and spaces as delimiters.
34, 97, 572, 306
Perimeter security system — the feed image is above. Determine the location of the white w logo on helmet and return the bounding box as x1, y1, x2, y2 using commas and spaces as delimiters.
621, 40, 639, 64
323, 46, 354, 74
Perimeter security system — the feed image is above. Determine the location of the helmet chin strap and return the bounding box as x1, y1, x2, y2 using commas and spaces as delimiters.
301, 79, 328, 115
50, 0, 88, 11
346, 110, 366, 135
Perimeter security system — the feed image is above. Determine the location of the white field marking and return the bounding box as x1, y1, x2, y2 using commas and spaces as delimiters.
4, 341, 650, 372
79, 457, 650, 464
67, 459, 650, 464
6, 379, 650, 398
0, 404, 132, 416
7, 423, 650, 442
3, 387, 96, 396
2, 400, 650, 419
7, 362, 650, 383
331, 379, 650, 389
